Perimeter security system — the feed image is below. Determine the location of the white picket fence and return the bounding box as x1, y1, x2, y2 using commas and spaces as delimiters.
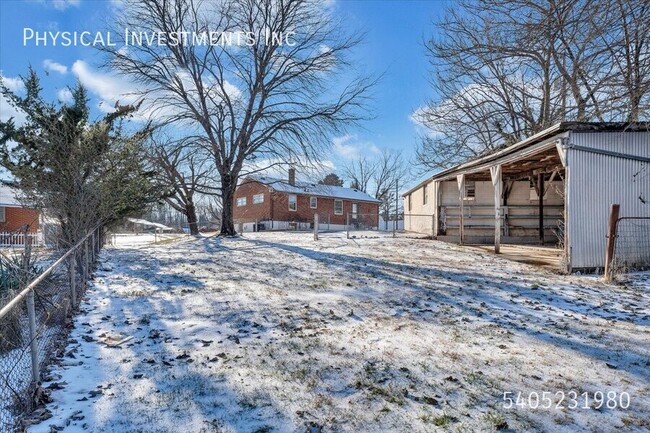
0, 231, 43, 247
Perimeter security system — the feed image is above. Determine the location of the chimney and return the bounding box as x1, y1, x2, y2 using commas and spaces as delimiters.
288, 167, 296, 186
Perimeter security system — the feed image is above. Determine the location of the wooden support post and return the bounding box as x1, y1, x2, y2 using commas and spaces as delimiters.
346, 213, 350, 239
314, 214, 319, 241
491, 166, 502, 254
604, 204, 621, 281
433, 181, 440, 237
457, 174, 465, 245
538, 172, 544, 244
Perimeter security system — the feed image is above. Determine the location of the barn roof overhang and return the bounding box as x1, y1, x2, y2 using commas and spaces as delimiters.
403, 121, 649, 195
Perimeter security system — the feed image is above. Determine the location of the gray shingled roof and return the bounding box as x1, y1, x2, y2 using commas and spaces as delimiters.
246, 175, 382, 203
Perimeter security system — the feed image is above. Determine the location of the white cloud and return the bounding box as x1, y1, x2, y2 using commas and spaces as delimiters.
0, 74, 26, 124
57, 88, 73, 103
0, 75, 25, 93
70, 60, 187, 122
43, 59, 68, 75
71, 60, 140, 110
71, 59, 241, 123
0, 97, 26, 124
0, 97, 23, 126
331, 134, 380, 160
51, 0, 80, 11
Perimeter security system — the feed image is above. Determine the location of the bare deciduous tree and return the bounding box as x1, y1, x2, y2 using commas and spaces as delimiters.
342, 150, 408, 225
147, 134, 220, 235
416, 0, 649, 170
103, 0, 372, 235
343, 157, 376, 191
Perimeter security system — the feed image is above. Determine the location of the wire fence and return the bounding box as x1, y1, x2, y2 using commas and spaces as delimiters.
108, 231, 189, 247
238, 213, 405, 234
0, 226, 102, 433
613, 217, 650, 272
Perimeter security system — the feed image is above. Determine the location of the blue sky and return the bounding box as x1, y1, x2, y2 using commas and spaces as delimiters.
0, 0, 446, 188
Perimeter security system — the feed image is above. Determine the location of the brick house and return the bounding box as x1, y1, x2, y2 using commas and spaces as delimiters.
233, 169, 381, 232
0, 185, 40, 244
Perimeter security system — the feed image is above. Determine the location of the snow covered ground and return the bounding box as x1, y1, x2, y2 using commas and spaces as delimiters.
28, 232, 650, 433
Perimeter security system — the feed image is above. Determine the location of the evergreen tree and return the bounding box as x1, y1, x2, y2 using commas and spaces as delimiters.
0, 69, 160, 246
319, 173, 344, 187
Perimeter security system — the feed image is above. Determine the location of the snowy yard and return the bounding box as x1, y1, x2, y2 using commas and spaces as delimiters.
29, 232, 650, 433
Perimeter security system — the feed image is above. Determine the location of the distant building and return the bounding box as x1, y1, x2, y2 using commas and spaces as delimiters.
0, 185, 39, 233
234, 168, 381, 232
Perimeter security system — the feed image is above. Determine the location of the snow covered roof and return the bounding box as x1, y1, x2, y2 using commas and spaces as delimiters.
0, 184, 23, 207
246, 176, 382, 203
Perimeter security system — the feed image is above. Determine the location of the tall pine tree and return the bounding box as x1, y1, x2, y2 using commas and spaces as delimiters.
0, 69, 160, 246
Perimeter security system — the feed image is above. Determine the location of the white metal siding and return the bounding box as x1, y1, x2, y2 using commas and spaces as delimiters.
567, 131, 650, 268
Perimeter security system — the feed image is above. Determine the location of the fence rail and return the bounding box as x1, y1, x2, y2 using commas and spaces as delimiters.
109, 232, 188, 247
0, 226, 102, 433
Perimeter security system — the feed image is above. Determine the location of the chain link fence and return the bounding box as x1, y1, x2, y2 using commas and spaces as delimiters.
613, 217, 650, 273
0, 227, 102, 433
109, 231, 189, 247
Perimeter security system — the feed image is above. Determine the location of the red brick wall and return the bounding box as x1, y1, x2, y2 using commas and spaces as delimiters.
233, 181, 273, 223
0, 206, 40, 232
233, 181, 379, 226
271, 193, 379, 225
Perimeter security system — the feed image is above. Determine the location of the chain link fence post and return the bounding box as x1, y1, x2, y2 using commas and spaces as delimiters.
84, 238, 90, 284
26, 290, 39, 384
69, 254, 77, 308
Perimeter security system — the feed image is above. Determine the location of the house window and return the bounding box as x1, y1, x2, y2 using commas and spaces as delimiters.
352, 203, 358, 219
464, 181, 476, 200
310, 196, 317, 209
423, 184, 428, 205
408, 194, 412, 211
0, 207, 5, 222
334, 199, 343, 215
253, 193, 264, 204
236, 197, 247, 207
288, 194, 297, 211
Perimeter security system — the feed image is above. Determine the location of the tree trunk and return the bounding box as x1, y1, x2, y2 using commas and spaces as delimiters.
220, 174, 237, 236
186, 202, 199, 235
